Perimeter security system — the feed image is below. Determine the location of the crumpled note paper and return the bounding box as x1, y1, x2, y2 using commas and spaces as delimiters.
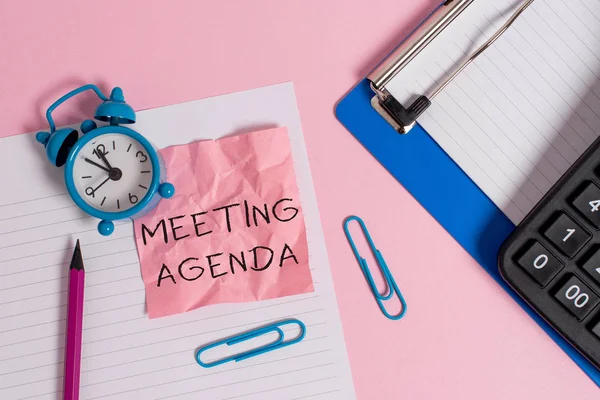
133, 127, 314, 318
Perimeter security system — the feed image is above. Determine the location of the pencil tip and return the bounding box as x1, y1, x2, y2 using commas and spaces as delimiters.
70, 240, 84, 271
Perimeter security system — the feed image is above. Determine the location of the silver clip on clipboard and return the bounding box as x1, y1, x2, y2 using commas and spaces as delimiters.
369, 0, 535, 134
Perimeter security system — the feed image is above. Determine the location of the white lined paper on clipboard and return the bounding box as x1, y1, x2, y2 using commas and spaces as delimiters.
386, 0, 600, 225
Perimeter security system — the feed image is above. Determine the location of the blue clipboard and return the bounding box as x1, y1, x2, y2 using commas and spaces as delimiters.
336, 79, 600, 385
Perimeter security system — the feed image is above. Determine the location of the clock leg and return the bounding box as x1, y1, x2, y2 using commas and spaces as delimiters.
98, 220, 115, 236
159, 182, 175, 199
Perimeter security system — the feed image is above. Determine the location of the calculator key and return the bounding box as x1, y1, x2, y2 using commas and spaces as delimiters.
591, 320, 600, 339
580, 248, 600, 286
572, 182, 600, 228
554, 276, 599, 320
543, 213, 590, 257
516, 241, 563, 287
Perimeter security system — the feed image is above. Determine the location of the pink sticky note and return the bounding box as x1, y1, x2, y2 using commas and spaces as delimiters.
133, 127, 314, 318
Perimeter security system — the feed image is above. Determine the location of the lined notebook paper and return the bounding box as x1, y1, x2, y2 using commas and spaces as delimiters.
0, 83, 356, 399
387, 0, 600, 224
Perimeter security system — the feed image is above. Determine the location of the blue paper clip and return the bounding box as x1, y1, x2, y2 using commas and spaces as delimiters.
195, 319, 306, 368
343, 216, 407, 320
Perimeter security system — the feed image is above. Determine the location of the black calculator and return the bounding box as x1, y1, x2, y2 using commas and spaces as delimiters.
499, 138, 600, 369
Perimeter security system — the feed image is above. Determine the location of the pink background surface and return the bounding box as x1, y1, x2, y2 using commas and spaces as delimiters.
1, 0, 598, 398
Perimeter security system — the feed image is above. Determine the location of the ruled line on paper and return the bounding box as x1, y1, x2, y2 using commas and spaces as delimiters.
387, 0, 600, 224
219, 376, 339, 400
431, 60, 553, 193
0, 247, 137, 277
0, 232, 132, 264
0, 259, 139, 293
20, 357, 337, 400
1, 342, 331, 381
0, 299, 325, 362
82, 338, 330, 389
0, 204, 79, 222
291, 389, 342, 400
448, 38, 570, 174
423, 67, 544, 205
408, 77, 532, 218
85, 364, 337, 400
0, 192, 69, 208
0, 223, 128, 251
1, 334, 332, 389
0, 216, 93, 236
0, 330, 330, 391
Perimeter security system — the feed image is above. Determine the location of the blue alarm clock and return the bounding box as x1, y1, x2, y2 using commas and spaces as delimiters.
36, 84, 174, 236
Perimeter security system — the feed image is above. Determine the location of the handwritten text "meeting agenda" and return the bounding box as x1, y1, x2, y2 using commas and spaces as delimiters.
139, 198, 303, 287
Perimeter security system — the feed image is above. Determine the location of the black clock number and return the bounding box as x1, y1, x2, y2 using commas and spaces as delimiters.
92, 144, 108, 159
85, 187, 96, 198
129, 193, 139, 204
136, 151, 148, 163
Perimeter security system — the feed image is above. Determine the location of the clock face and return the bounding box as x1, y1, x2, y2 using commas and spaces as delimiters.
71, 133, 155, 213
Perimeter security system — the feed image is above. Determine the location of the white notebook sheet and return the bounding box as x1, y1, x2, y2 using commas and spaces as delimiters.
387, 0, 600, 224
0, 83, 356, 400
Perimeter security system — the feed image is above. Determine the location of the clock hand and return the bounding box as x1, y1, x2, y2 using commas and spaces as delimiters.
91, 176, 111, 194
85, 158, 111, 173
97, 149, 113, 170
